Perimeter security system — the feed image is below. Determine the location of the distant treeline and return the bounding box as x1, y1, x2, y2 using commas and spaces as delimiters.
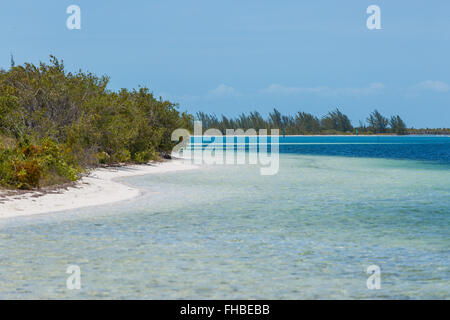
408, 128, 450, 135
195, 108, 410, 135
0, 56, 192, 189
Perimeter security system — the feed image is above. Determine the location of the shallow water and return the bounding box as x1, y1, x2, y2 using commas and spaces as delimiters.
0, 137, 449, 299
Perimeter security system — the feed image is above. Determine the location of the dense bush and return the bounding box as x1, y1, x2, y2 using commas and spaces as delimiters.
0, 138, 79, 189
0, 56, 193, 189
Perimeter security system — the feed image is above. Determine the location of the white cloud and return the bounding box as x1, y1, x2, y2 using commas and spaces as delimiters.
164, 84, 241, 104
261, 84, 328, 95
339, 82, 385, 95
260, 82, 384, 97
207, 84, 240, 98
417, 80, 450, 93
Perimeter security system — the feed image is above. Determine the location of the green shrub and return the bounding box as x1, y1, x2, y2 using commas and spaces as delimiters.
133, 149, 156, 163
110, 148, 131, 163
96, 151, 110, 164
0, 137, 80, 189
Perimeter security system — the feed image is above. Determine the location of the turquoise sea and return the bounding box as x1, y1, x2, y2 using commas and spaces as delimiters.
0, 136, 449, 299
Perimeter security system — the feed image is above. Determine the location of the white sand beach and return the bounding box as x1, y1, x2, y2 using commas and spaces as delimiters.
0, 160, 198, 219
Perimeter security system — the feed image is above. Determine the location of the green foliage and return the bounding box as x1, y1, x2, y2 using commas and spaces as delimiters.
295, 112, 321, 134
133, 149, 156, 163
196, 108, 413, 136
367, 110, 389, 133
197, 108, 354, 135
0, 95, 23, 137
408, 128, 450, 135
0, 56, 192, 189
389, 115, 408, 135
0, 137, 79, 189
321, 108, 353, 133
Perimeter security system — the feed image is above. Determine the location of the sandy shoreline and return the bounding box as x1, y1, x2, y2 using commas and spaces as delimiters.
0, 159, 199, 219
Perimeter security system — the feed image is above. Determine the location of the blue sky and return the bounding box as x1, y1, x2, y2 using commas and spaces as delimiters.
1, 0, 449, 128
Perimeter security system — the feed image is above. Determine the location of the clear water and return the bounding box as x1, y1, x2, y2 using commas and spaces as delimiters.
0, 136, 449, 299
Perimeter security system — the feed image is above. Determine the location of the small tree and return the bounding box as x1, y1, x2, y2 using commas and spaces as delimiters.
269, 108, 282, 129
321, 108, 353, 133
367, 110, 389, 133
295, 112, 321, 134
10, 54, 15, 68
390, 115, 408, 135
